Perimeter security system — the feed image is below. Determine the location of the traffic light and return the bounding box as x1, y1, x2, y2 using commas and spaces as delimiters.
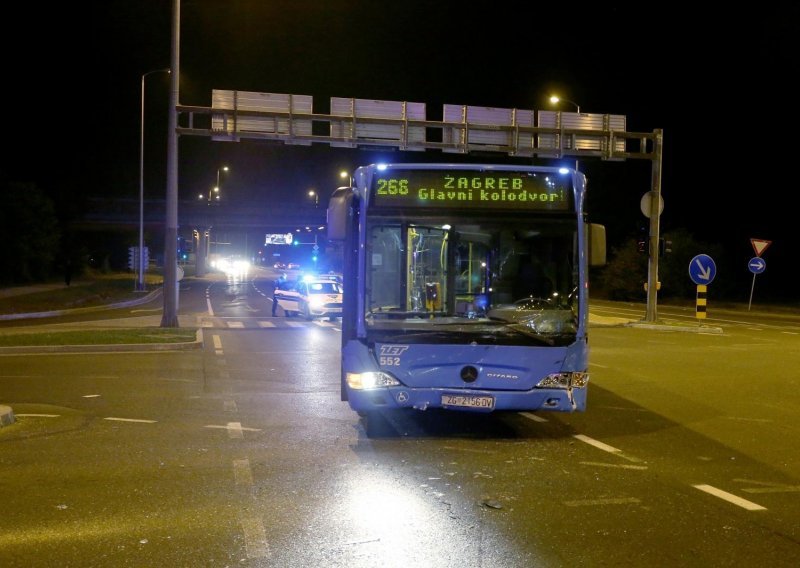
636, 237, 647, 254
659, 238, 672, 255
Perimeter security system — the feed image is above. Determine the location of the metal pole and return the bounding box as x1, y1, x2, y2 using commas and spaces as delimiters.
748, 273, 756, 311
161, 0, 180, 327
139, 68, 169, 292
644, 129, 664, 322
574, 103, 580, 172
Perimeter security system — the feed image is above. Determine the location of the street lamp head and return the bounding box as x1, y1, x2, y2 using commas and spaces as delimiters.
548, 94, 580, 113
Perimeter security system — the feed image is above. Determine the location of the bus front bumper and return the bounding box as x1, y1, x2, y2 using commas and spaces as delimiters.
346, 384, 586, 414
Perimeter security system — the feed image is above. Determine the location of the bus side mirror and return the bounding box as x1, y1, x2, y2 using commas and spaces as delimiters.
327, 186, 352, 241
588, 223, 606, 267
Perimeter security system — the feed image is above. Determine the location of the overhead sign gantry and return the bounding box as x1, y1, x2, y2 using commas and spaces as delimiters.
172, 89, 664, 322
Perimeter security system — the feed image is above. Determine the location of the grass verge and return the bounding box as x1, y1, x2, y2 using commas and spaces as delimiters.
0, 328, 197, 347
0, 273, 162, 315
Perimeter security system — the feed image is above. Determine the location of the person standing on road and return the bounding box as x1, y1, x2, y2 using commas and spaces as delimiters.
272, 273, 287, 316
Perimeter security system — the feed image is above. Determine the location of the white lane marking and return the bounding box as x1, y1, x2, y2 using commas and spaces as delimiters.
233, 458, 254, 486
589, 362, 609, 368
104, 417, 157, 424
239, 516, 269, 558
579, 461, 649, 470
693, 484, 766, 510
82, 394, 101, 398
258, 321, 276, 328
564, 497, 640, 507
520, 411, 548, 423
212, 335, 223, 350
15, 413, 60, 418
313, 320, 335, 327
226, 422, 243, 439
574, 434, 643, 463
227, 321, 245, 328
574, 434, 622, 454
781, 331, 799, 335
734, 478, 800, 494
224, 400, 238, 412
206, 296, 214, 316
204, 424, 262, 433
723, 416, 772, 423
285, 322, 304, 328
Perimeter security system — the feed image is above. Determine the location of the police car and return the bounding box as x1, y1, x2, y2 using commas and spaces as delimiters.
274, 275, 343, 320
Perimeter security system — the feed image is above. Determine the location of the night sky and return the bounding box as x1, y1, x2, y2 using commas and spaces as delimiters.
4, 2, 799, 300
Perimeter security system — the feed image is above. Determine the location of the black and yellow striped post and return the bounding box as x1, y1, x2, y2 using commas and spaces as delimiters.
696, 285, 707, 319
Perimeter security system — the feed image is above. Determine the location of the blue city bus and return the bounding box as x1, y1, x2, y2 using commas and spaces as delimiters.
327, 163, 606, 423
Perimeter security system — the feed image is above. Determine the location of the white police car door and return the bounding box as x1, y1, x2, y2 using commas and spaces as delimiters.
276, 281, 303, 315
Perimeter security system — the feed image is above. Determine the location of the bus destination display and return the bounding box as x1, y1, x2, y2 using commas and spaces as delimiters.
371, 170, 572, 211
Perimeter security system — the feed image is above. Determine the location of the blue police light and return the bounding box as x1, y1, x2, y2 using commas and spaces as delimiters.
312, 255, 318, 262
376, 163, 388, 171
293, 240, 299, 246
558, 167, 570, 175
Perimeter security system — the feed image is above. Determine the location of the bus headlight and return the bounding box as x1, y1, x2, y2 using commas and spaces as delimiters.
346, 371, 400, 390
536, 372, 589, 389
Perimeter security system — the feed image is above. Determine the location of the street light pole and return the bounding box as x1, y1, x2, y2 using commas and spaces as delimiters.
548, 95, 581, 172
216, 165, 229, 195
138, 67, 170, 292
205, 166, 228, 262
308, 189, 318, 207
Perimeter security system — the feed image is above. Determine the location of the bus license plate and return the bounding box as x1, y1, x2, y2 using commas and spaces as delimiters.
442, 394, 495, 409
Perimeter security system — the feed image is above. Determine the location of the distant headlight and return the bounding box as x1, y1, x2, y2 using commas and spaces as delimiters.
346, 371, 400, 390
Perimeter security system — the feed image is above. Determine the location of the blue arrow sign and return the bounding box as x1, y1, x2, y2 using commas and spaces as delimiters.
748, 257, 766, 274
689, 254, 716, 285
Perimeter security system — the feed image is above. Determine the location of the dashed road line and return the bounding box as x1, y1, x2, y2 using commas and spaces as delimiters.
693, 484, 766, 510
520, 411, 547, 422
104, 417, 157, 424
579, 461, 649, 470
204, 423, 262, 434
239, 516, 269, 558
564, 497, 640, 507
233, 458, 254, 486
573, 434, 643, 463
15, 413, 60, 418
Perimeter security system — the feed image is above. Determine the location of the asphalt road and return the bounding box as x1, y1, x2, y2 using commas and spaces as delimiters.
1, 268, 799, 566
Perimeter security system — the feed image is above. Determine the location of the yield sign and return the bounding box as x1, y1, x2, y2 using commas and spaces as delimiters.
751, 238, 772, 257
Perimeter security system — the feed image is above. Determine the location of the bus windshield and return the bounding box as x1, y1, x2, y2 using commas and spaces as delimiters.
365, 214, 579, 347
